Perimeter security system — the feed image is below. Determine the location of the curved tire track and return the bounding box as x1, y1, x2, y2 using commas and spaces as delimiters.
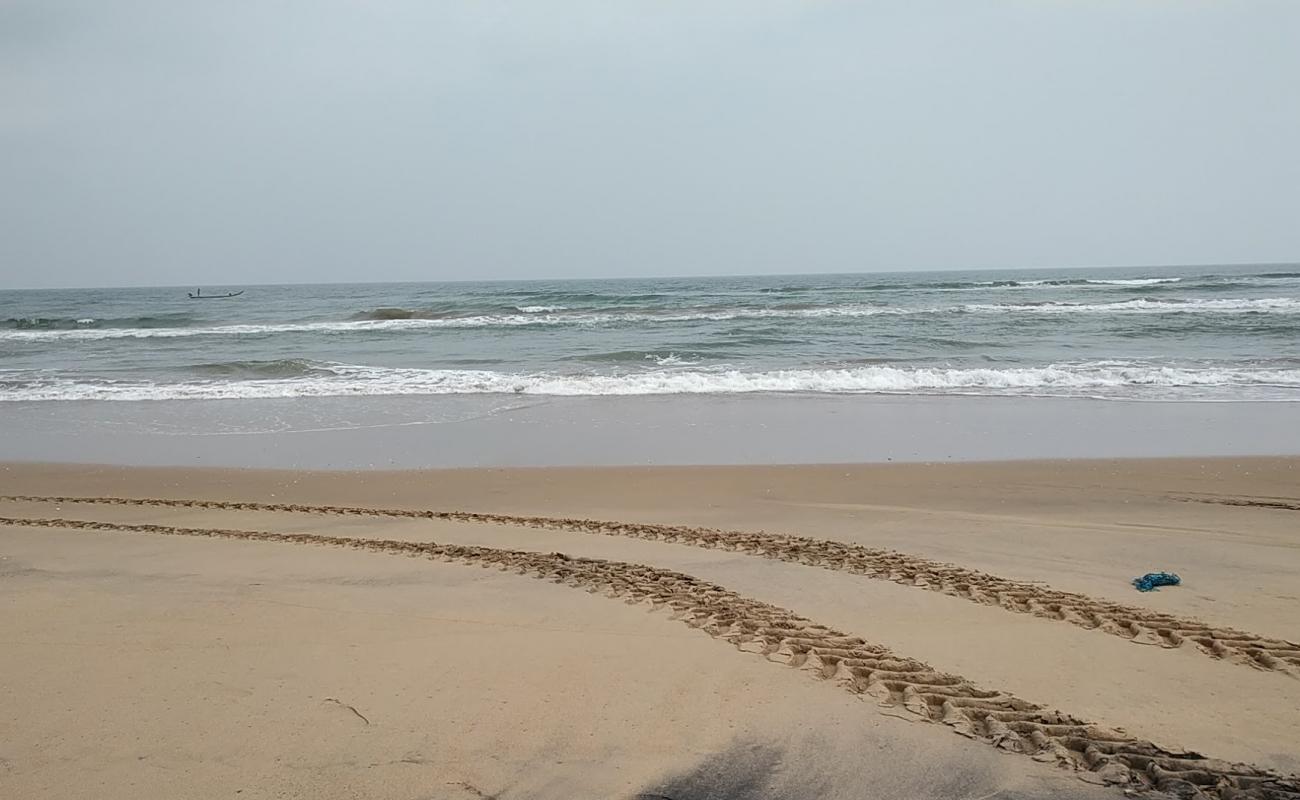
2, 514, 1297, 799
4, 494, 1299, 675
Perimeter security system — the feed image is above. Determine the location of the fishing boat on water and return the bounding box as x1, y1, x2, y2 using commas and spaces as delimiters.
187, 289, 244, 299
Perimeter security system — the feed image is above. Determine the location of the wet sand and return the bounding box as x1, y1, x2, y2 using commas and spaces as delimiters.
2, 458, 1298, 799
3, 394, 1300, 469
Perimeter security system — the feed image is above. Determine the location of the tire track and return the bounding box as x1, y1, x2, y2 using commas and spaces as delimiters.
1175, 495, 1300, 513
4, 494, 1299, 675
2, 513, 1296, 800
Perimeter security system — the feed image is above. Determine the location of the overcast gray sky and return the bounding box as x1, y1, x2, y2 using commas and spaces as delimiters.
2, 1, 1298, 288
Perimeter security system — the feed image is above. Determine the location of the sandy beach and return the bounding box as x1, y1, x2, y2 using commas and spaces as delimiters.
8, 1, 1300, 797
2, 457, 1298, 799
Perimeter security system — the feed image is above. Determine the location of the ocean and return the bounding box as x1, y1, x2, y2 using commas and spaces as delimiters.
3, 264, 1299, 405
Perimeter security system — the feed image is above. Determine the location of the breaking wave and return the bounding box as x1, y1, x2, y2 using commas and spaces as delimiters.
924, 277, 1184, 290
959, 298, 1300, 314
5, 362, 1298, 402
5, 298, 1299, 341
352, 304, 567, 321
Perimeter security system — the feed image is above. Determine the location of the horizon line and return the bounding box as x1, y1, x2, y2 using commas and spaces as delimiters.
2, 259, 1297, 292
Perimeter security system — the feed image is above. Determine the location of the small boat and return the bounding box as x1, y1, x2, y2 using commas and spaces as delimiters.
187, 289, 244, 299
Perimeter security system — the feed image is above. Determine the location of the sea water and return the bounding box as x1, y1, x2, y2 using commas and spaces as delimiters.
3, 264, 1299, 404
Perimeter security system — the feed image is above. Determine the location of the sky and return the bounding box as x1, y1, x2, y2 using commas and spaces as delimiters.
1, 1, 1298, 289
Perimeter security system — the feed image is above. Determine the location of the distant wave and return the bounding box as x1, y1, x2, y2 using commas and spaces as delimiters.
987, 277, 1182, 288
959, 298, 1300, 314
3, 313, 197, 331
573, 350, 709, 366
928, 277, 1183, 290
1083, 278, 1182, 286
351, 307, 426, 321
758, 276, 1195, 292
352, 304, 567, 320
186, 359, 337, 379
5, 362, 1299, 402
349, 306, 479, 321
514, 305, 566, 313
0, 315, 631, 341
5, 297, 1298, 340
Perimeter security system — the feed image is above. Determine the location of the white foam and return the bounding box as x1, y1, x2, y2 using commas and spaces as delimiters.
960, 297, 1300, 314
965, 277, 1181, 288
647, 353, 700, 367
1083, 278, 1183, 286
5, 363, 1299, 402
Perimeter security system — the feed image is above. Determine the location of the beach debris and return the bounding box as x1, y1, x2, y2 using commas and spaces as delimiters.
323, 697, 370, 725
448, 781, 495, 799
1132, 572, 1181, 592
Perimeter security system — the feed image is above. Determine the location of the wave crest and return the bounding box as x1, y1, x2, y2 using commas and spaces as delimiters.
352, 307, 423, 321
5, 362, 1298, 402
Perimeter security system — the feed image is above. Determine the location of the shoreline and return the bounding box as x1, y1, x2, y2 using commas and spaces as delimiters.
3, 393, 1300, 469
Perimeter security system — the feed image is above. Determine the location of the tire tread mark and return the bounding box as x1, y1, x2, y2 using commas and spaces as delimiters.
2, 513, 1297, 800
4, 494, 1298, 675
1175, 496, 1300, 513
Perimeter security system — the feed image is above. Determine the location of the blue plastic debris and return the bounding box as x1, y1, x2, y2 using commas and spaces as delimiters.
1132, 572, 1181, 592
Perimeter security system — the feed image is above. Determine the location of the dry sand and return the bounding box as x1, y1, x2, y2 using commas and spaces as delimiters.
1, 457, 1298, 799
